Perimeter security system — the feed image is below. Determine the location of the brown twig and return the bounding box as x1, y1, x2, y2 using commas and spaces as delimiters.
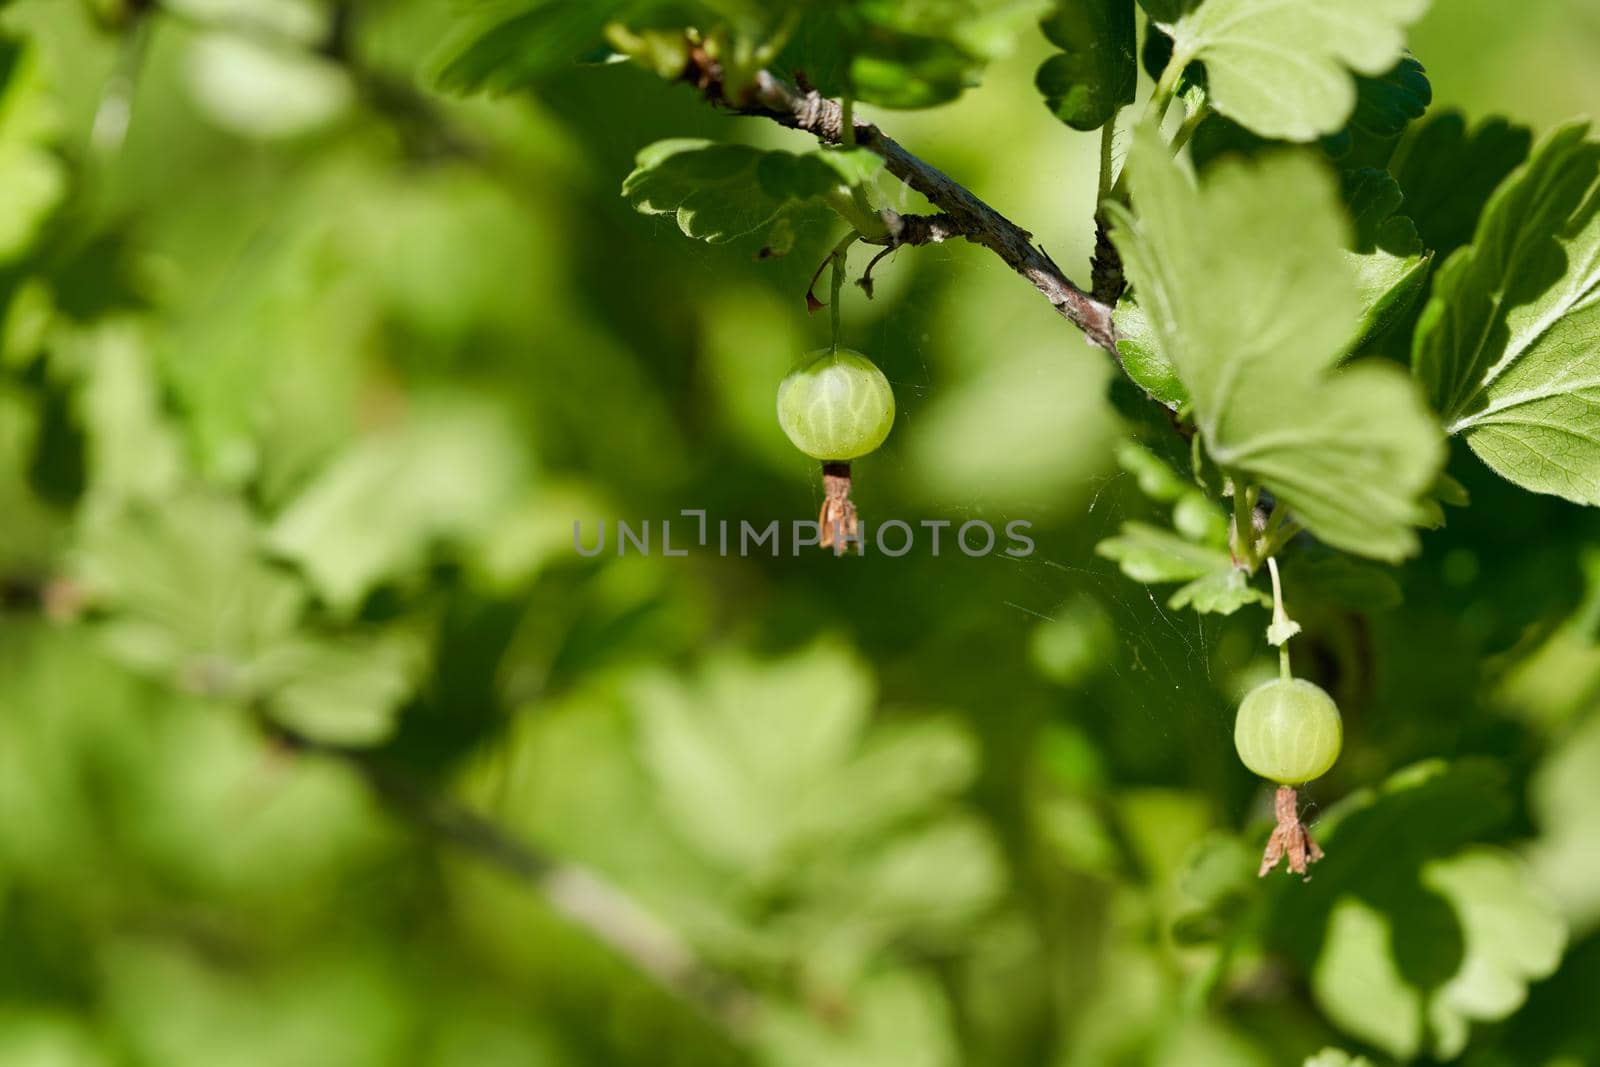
693, 60, 1119, 354
272, 727, 761, 1035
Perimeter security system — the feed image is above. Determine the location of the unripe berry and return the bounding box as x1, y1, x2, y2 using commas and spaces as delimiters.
1233, 677, 1342, 785
776, 348, 895, 461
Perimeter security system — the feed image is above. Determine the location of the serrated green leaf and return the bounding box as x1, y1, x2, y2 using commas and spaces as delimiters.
1342, 168, 1431, 346
1163, 0, 1431, 141
1266, 760, 1564, 1061
1413, 123, 1600, 504
267, 397, 525, 613
1348, 55, 1432, 142
1035, 0, 1137, 131
75, 490, 420, 744
1097, 521, 1265, 615
1170, 568, 1270, 615
78, 490, 306, 681
1110, 130, 1444, 561
633, 641, 981, 871
1313, 850, 1564, 1060
623, 140, 882, 245
1393, 112, 1532, 263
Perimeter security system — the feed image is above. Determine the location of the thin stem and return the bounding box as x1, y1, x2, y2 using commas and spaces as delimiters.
840, 94, 856, 148
1097, 119, 1116, 203
1142, 51, 1185, 129
722, 68, 1118, 351
830, 239, 849, 350
1267, 553, 1297, 675
1260, 501, 1287, 547
1169, 103, 1209, 156
1232, 484, 1255, 570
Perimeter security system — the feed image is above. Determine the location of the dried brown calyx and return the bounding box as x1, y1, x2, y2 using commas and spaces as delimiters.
1259, 785, 1324, 879
819, 461, 860, 554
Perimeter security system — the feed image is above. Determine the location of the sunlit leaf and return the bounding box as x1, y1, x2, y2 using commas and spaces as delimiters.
1162, 0, 1431, 141
1110, 129, 1444, 560
1341, 168, 1431, 345
267, 397, 526, 613
1413, 122, 1600, 504
1268, 760, 1565, 1061
623, 139, 884, 244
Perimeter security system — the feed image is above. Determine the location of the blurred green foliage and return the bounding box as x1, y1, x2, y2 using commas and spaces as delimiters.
1, 1, 1600, 1065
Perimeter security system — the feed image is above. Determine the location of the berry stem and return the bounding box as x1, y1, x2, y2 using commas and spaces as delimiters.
1265, 555, 1301, 648
822, 232, 856, 352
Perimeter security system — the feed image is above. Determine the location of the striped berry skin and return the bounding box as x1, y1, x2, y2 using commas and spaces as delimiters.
776, 348, 895, 461
1233, 678, 1343, 786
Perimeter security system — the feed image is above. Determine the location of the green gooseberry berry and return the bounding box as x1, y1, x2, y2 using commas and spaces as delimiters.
776, 348, 895, 461
1233, 677, 1343, 786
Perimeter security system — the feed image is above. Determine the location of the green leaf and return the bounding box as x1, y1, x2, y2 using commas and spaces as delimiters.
1341, 168, 1431, 345
434, 0, 630, 95
1268, 760, 1565, 1061
1314, 849, 1565, 1060
1035, 0, 1137, 131
1322, 55, 1432, 170
1526, 712, 1600, 929
1109, 130, 1444, 561
267, 397, 525, 614
1113, 297, 1187, 407
1096, 522, 1267, 615
1412, 123, 1600, 504
78, 490, 306, 682
1164, 0, 1431, 141
75, 490, 421, 744
1393, 112, 1532, 263
1170, 568, 1270, 615
1096, 520, 1228, 583
1304, 1049, 1373, 1067
632, 642, 980, 872
623, 140, 884, 245
1348, 55, 1432, 141
1116, 440, 1191, 502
